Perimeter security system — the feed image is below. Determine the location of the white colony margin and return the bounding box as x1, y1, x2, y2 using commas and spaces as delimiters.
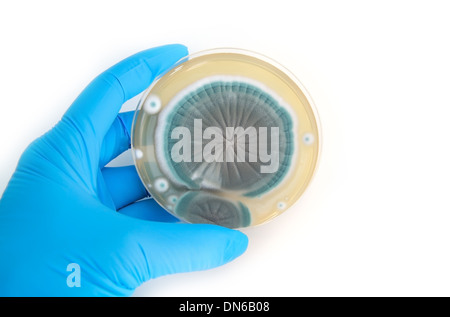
153, 75, 299, 190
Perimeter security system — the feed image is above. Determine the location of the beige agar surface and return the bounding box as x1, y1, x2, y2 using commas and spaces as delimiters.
132, 50, 320, 227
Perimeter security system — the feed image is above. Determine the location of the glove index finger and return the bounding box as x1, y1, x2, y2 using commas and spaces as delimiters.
63, 44, 188, 144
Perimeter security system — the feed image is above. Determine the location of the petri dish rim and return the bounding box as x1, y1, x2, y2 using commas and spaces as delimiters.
131, 47, 322, 228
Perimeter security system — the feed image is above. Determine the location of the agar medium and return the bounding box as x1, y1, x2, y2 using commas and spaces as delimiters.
131, 48, 320, 229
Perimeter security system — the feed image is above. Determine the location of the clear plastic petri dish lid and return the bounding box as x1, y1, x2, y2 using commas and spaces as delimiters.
131, 48, 321, 229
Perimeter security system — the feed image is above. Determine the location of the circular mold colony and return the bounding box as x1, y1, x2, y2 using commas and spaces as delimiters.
132, 48, 320, 229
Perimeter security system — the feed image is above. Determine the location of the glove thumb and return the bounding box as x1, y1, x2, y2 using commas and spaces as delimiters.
122, 220, 248, 286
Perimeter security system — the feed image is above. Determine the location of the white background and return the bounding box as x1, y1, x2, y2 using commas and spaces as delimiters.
1, 0, 450, 296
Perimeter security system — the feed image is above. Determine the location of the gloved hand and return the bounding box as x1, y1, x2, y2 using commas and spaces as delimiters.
0, 44, 248, 296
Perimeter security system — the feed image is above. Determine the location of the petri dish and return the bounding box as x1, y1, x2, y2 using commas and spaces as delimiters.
131, 48, 320, 229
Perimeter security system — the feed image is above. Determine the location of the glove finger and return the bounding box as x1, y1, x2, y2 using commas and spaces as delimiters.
118, 198, 179, 222
99, 111, 134, 167
101, 165, 148, 210
126, 221, 248, 283
62, 44, 188, 147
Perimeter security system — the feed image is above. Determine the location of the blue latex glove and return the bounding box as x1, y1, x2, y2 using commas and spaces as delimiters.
0, 44, 248, 296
